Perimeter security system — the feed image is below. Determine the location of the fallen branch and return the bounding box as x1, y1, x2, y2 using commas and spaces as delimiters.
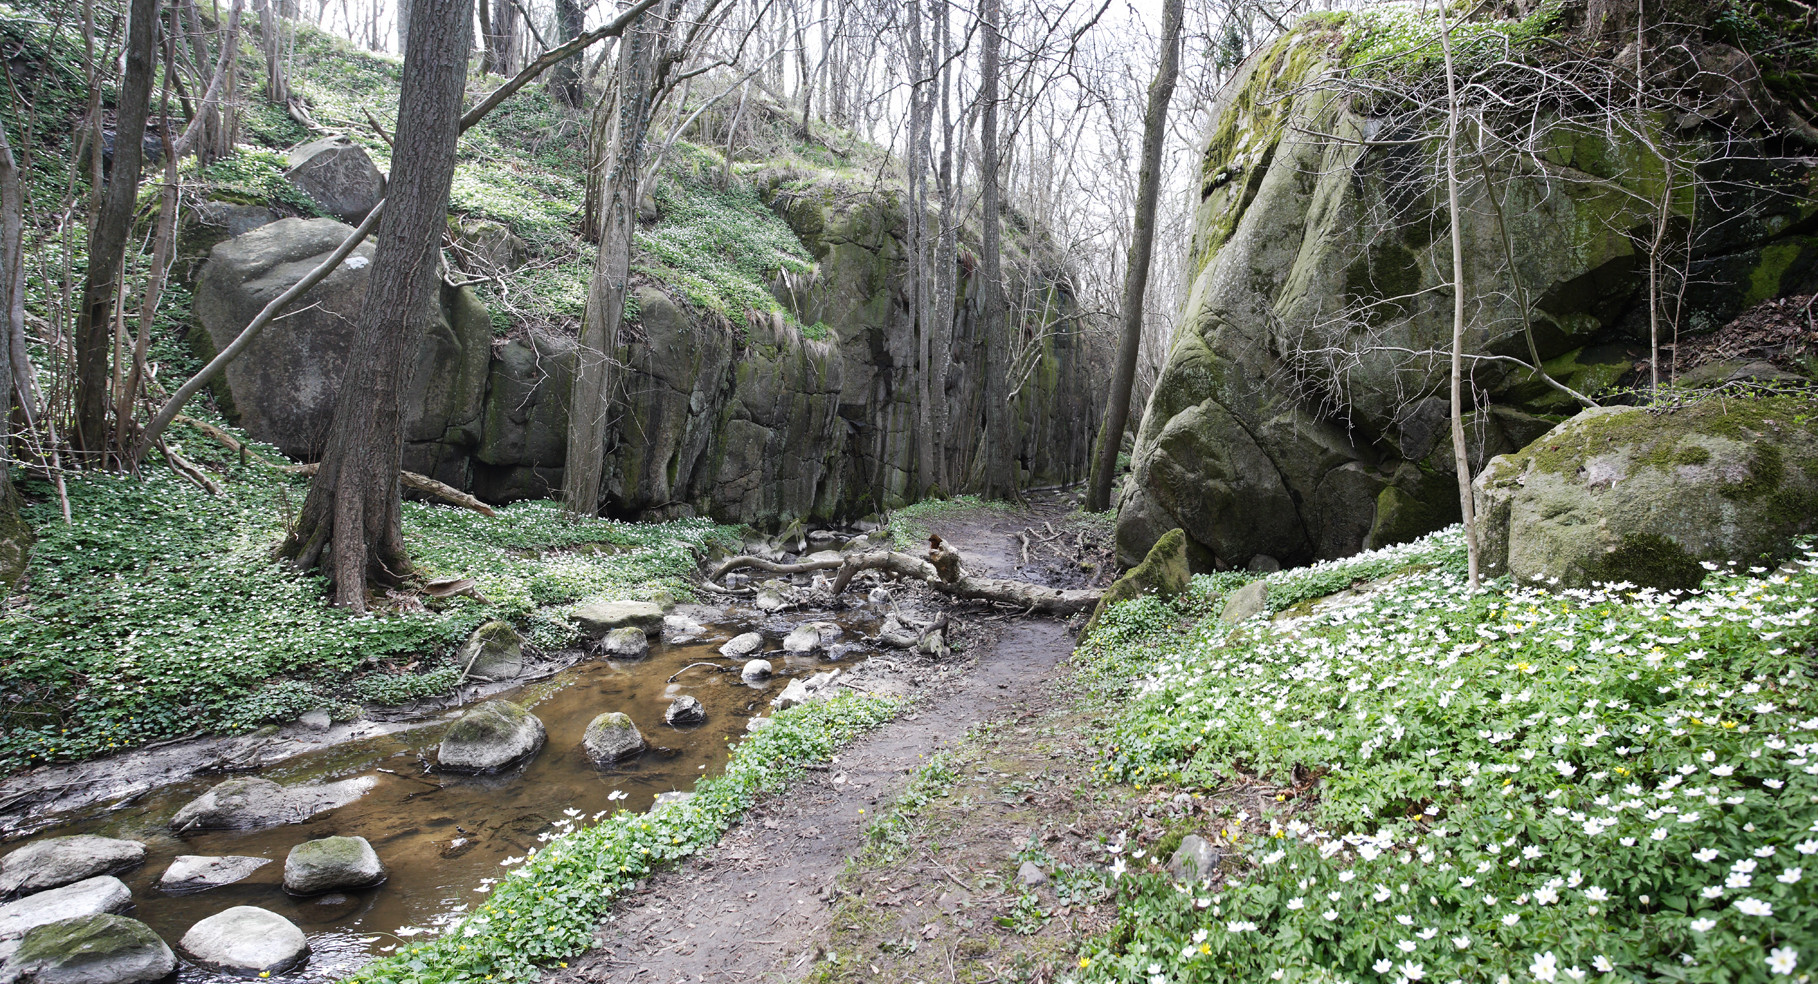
709, 549, 1103, 617
281, 462, 495, 516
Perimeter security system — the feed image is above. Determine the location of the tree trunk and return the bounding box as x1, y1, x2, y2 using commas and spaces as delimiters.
1086, 0, 1182, 514
975, 0, 1014, 499
277, 0, 473, 610
1437, 0, 1481, 589
905, 0, 934, 497
564, 11, 661, 517
550, 0, 584, 105
256, 0, 288, 105
928, 0, 955, 493
395, 0, 410, 53
72, 0, 159, 464
0, 125, 20, 525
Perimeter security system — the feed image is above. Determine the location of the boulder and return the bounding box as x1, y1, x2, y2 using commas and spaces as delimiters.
6, 915, 174, 984
178, 906, 308, 977
661, 615, 707, 644
1168, 835, 1221, 883
448, 218, 525, 278
740, 659, 773, 682
1082, 528, 1192, 636
169, 776, 374, 832
664, 696, 706, 726
296, 709, 332, 731
598, 626, 650, 659
782, 621, 842, 653
436, 701, 546, 773
581, 712, 646, 765
771, 679, 812, 711
1474, 398, 1818, 589
192, 217, 491, 462
719, 632, 764, 658
0, 838, 145, 899
156, 856, 270, 895
457, 621, 525, 681
283, 136, 383, 222
1220, 581, 1269, 624
0, 878, 132, 943
573, 600, 664, 637
753, 585, 788, 612
282, 837, 385, 895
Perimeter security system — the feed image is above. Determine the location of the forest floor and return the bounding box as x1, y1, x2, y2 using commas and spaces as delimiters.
553, 496, 1133, 984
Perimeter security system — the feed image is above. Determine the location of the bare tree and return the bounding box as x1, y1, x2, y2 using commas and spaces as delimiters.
975, 0, 1014, 498
277, 0, 475, 609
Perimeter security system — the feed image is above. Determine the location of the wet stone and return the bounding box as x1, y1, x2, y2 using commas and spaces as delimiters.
283, 836, 384, 896
740, 659, 774, 682
573, 600, 664, 637
169, 777, 374, 832
661, 615, 706, 644
664, 696, 706, 727
582, 712, 647, 765
436, 700, 546, 774
599, 626, 650, 659
719, 632, 764, 658
7, 914, 174, 984
0, 878, 132, 945
179, 906, 309, 977
157, 856, 270, 895
0, 837, 145, 899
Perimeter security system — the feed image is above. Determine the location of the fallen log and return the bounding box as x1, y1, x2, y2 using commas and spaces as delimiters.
281, 462, 496, 517
709, 548, 1103, 617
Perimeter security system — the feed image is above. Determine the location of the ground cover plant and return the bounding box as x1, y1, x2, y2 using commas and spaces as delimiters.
1064, 529, 1818, 984
349, 691, 902, 984
0, 423, 733, 773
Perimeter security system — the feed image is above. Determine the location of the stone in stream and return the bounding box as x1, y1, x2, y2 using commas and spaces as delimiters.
0, 837, 145, 899
456, 621, 525, 681
664, 696, 706, 727
436, 700, 546, 773
782, 621, 842, 653
718, 632, 764, 658
770, 679, 812, 711
573, 600, 664, 637
582, 713, 647, 765
866, 587, 891, 606
598, 627, 650, 659
753, 585, 788, 612
156, 856, 270, 895
740, 659, 773, 683
178, 906, 309, 977
1168, 835, 1221, 883
5, 914, 174, 984
169, 776, 375, 832
282, 837, 385, 896
0, 878, 132, 947
661, 615, 706, 644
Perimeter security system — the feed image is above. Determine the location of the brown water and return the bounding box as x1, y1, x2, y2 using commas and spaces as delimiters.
8, 621, 872, 982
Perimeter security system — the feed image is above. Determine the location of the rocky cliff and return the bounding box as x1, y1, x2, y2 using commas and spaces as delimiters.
1116, 8, 1818, 570
190, 167, 1105, 527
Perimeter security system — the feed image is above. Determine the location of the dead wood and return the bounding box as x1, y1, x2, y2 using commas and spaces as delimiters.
709, 548, 1103, 617
281, 461, 496, 516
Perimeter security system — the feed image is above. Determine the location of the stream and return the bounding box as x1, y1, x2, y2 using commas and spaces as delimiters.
2, 611, 880, 983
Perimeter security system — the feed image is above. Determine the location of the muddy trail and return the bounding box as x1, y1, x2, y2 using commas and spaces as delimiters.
555, 497, 1108, 984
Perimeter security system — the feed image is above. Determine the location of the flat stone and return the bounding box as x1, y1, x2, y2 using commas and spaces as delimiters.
179, 906, 308, 977
664, 696, 706, 726
1168, 835, 1221, 883
573, 600, 664, 637
598, 626, 649, 659
582, 712, 646, 765
0, 878, 131, 943
282, 837, 384, 896
7, 914, 173, 984
156, 856, 270, 895
436, 700, 545, 774
803, 550, 843, 565
0, 838, 145, 899
719, 632, 764, 658
170, 777, 374, 832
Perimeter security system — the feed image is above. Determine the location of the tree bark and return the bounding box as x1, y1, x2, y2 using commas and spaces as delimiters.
0, 125, 20, 521
975, 0, 1014, 499
72, 0, 159, 463
1086, 0, 1182, 513
550, 0, 585, 105
277, 0, 473, 610
564, 9, 663, 517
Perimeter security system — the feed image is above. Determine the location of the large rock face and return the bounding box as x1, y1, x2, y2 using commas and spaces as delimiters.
194, 175, 1105, 527
193, 218, 492, 466
1116, 21, 1818, 570
1474, 398, 1818, 589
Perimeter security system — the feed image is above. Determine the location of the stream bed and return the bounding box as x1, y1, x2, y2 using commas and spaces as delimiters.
2, 613, 879, 983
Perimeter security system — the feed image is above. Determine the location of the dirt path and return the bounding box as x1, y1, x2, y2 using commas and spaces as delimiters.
557, 498, 1096, 984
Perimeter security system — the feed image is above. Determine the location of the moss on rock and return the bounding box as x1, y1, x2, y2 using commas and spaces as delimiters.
1083, 529, 1191, 637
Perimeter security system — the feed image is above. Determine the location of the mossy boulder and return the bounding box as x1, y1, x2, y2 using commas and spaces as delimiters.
582, 712, 646, 765
1084, 529, 1191, 636
435, 700, 546, 774
281, 836, 385, 895
455, 621, 524, 681
1474, 397, 1818, 589
8, 914, 174, 984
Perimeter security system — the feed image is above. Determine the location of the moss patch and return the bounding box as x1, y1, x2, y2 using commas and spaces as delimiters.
1083, 529, 1191, 637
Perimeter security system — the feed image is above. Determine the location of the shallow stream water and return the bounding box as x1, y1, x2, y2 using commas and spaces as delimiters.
6, 616, 876, 983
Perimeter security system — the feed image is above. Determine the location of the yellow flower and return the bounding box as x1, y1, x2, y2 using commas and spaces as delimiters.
1078, 957, 1092, 968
